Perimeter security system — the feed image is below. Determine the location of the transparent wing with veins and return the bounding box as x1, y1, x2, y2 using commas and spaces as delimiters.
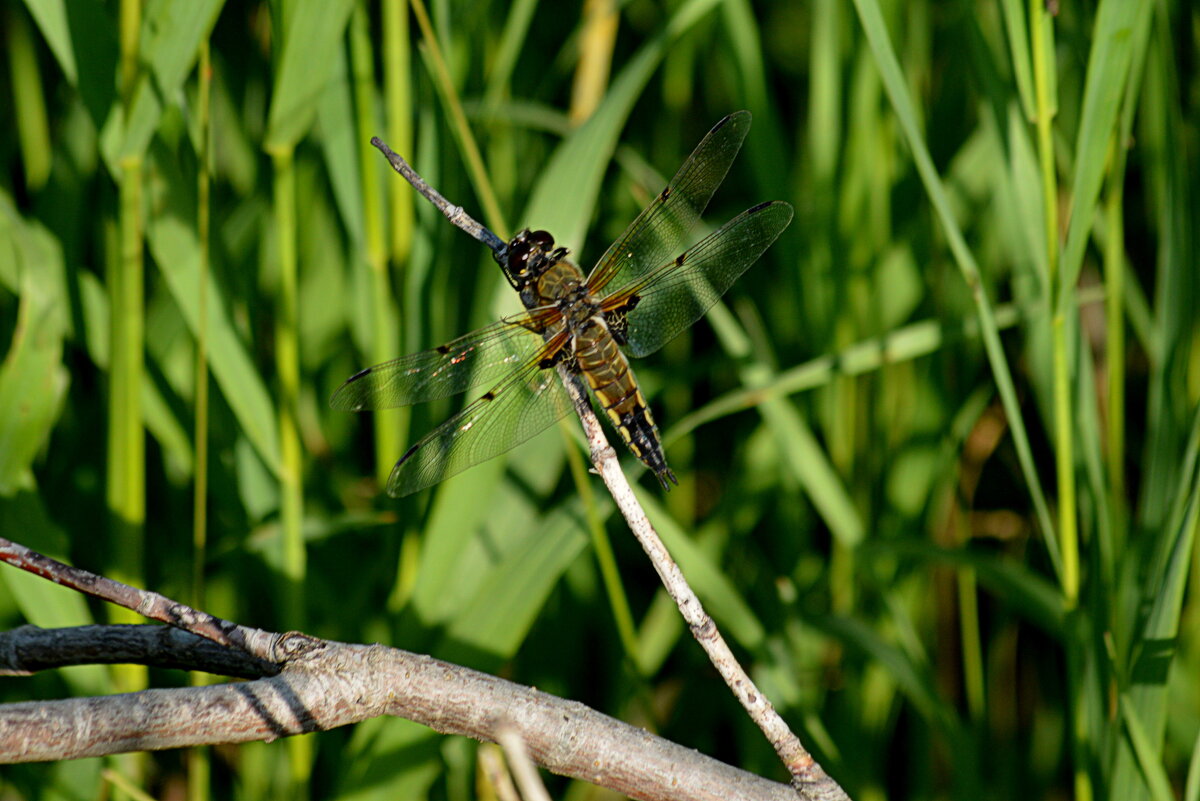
585, 110, 752, 297
385, 329, 575, 496
330, 307, 562, 412
600, 200, 794, 358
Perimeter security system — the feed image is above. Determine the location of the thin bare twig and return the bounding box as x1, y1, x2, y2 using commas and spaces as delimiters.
0, 538, 290, 663
558, 371, 849, 801
478, 744, 523, 801
496, 723, 553, 801
370, 137, 506, 255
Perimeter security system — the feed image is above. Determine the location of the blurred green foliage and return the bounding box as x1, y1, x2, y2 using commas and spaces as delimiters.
1, 0, 1198, 800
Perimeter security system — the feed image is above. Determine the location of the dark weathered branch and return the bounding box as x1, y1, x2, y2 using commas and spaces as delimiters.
0, 627, 802, 801
0, 624, 275, 679
0, 539, 282, 661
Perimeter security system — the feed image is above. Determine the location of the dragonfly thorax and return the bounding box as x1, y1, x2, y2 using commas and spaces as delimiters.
558, 284, 601, 328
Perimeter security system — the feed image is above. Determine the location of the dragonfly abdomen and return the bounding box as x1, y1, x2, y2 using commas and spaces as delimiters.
575, 322, 677, 489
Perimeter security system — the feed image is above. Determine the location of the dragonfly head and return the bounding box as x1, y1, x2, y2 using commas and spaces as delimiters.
501, 229, 566, 290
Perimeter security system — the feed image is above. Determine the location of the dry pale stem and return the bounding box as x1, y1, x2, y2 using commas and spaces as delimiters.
559, 370, 850, 801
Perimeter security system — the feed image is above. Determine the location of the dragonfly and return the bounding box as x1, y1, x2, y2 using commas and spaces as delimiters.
332, 111, 793, 497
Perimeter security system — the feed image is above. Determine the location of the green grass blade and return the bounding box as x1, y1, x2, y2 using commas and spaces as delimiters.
1110, 403, 1200, 799
263, 0, 355, 151
441, 501, 590, 662
1057, 2, 1150, 305
998, 0, 1035, 119
667, 292, 1099, 443
348, 2, 402, 486
21, 0, 116, 125
0, 211, 68, 493
145, 193, 282, 474
1185, 727, 1200, 801
7, 5, 53, 191
706, 301, 864, 548
1118, 691, 1177, 801
270, 146, 306, 629
521, 0, 724, 252
481, 0, 539, 109
851, 0, 1059, 574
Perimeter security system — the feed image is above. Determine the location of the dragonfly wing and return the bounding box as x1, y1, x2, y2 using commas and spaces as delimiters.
585, 111, 753, 295
386, 330, 575, 496
606, 201, 793, 358
330, 308, 560, 411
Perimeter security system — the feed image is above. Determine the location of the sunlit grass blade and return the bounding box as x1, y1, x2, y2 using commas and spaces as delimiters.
270, 146, 305, 629
1185, 728, 1200, 801
0, 228, 67, 493
263, 0, 355, 152
349, 2, 402, 487
668, 291, 1102, 443
382, 0, 414, 262
440, 499, 591, 662
569, 0, 618, 123
106, 6, 148, 728
6, 5, 52, 191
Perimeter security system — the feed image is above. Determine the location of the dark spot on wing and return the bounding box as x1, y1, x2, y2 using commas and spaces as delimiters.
396, 443, 420, 466
435, 344, 451, 354
674, 252, 686, 266
747, 200, 774, 214
659, 185, 671, 201
481, 391, 496, 402
348, 367, 373, 381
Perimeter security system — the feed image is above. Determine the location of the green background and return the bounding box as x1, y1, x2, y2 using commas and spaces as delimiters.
1, 1, 1197, 800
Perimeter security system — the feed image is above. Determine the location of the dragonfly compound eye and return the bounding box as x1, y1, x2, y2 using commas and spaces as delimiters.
527, 230, 555, 250
506, 241, 532, 274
